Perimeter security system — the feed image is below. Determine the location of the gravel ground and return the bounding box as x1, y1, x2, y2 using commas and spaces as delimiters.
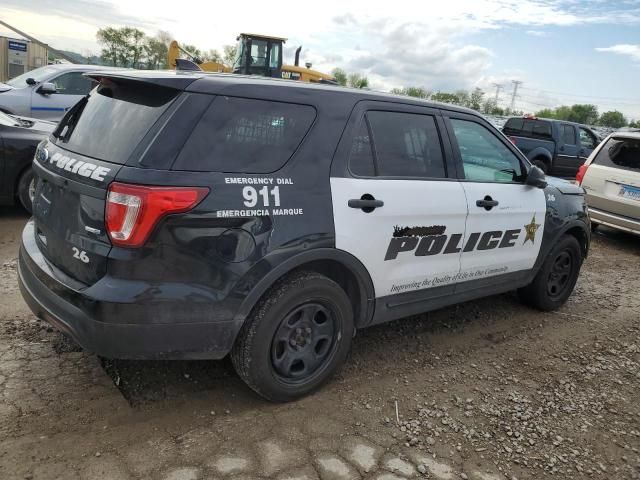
0, 206, 638, 480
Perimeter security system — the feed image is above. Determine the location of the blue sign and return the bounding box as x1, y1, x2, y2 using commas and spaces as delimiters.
8, 41, 27, 52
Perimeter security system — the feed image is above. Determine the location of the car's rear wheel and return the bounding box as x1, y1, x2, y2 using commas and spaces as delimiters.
532, 158, 549, 174
17, 168, 35, 214
231, 271, 354, 402
518, 235, 582, 311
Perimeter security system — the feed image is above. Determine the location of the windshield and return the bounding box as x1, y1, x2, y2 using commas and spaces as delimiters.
5, 66, 59, 88
0, 111, 19, 127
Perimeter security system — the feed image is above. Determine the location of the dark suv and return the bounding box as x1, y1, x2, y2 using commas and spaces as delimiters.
19, 71, 590, 401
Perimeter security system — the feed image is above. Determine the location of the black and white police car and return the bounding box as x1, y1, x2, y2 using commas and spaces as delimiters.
19, 71, 590, 401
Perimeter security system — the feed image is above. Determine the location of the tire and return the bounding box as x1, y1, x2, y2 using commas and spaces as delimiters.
231, 271, 354, 402
17, 168, 35, 214
518, 235, 582, 311
532, 158, 549, 174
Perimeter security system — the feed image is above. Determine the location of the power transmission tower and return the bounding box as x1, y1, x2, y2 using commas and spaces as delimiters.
510, 80, 523, 112
492, 83, 503, 104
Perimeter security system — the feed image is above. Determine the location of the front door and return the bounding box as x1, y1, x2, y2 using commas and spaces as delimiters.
445, 114, 546, 290
31, 71, 95, 120
331, 105, 468, 300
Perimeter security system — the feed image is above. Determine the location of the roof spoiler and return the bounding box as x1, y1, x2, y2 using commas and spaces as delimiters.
84, 71, 198, 90
175, 58, 203, 72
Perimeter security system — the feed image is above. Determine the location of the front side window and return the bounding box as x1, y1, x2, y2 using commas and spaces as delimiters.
366, 111, 446, 178
51, 72, 96, 96
6, 65, 58, 87
579, 128, 597, 150
450, 118, 525, 183
561, 124, 576, 145
174, 96, 316, 173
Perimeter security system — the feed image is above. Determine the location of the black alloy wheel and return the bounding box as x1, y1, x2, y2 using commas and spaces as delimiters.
271, 302, 337, 382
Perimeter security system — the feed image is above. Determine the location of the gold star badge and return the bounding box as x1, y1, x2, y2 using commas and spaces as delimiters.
523, 214, 541, 245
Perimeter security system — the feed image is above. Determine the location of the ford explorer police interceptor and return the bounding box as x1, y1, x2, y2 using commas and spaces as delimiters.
18, 71, 590, 401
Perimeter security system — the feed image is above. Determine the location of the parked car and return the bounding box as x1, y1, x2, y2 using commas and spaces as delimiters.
0, 110, 55, 212
18, 71, 590, 401
577, 130, 640, 235
0, 64, 121, 121
502, 116, 600, 177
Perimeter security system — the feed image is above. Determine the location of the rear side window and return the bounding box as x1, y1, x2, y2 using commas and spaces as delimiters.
366, 111, 446, 178
348, 120, 375, 176
593, 137, 640, 173
54, 80, 178, 163
173, 96, 316, 173
503, 118, 551, 140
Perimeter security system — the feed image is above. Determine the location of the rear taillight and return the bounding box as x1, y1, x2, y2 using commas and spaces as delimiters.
106, 183, 209, 247
576, 164, 589, 185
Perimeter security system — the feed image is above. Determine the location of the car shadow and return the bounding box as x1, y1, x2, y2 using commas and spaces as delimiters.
592, 225, 640, 255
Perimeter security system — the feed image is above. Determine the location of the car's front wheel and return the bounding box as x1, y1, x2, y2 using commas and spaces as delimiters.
231, 271, 354, 402
518, 235, 583, 311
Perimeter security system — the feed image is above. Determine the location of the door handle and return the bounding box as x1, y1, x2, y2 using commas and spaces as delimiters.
476, 196, 499, 210
348, 194, 383, 212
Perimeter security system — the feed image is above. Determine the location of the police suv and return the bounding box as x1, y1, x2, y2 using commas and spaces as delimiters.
18, 71, 590, 401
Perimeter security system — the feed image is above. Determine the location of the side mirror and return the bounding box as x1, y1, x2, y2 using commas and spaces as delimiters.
26, 77, 36, 86
526, 165, 547, 189
37, 82, 57, 95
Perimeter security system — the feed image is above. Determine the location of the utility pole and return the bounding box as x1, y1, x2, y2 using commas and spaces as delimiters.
492, 83, 503, 104
510, 80, 522, 112
0, 19, 77, 64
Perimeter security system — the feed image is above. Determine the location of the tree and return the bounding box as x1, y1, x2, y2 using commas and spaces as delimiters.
391, 87, 431, 99
223, 44, 237, 67
468, 88, 485, 112
534, 104, 599, 125
144, 36, 168, 70
203, 49, 222, 62
331, 68, 348, 86
535, 108, 556, 118
97, 27, 129, 66
431, 92, 460, 104
598, 111, 627, 128
347, 73, 369, 89
126, 27, 146, 68
630, 120, 640, 129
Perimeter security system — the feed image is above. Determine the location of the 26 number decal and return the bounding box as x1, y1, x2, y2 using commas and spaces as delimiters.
72, 247, 89, 264
243, 186, 281, 208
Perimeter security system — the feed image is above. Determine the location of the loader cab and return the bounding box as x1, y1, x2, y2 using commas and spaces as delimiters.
232, 33, 285, 78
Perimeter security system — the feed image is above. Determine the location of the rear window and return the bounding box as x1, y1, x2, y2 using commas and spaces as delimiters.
173, 96, 316, 173
503, 118, 551, 140
53, 79, 178, 163
593, 137, 640, 173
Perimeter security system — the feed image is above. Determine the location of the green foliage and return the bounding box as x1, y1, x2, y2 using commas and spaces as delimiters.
331, 68, 348, 86
97, 27, 175, 69
391, 87, 431, 99
468, 88, 485, 112
629, 120, 640, 129
598, 111, 627, 128
223, 44, 237, 66
534, 104, 599, 125
348, 73, 369, 89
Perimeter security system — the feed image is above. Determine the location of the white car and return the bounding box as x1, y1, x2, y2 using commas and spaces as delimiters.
577, 130, 640, 235
0, 64, 122, 121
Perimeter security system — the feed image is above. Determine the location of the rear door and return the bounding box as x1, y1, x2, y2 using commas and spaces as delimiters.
31, 78, 181, 284
554, 123, 580, 176
444, 113, 546, 290
331, 102, 468, 301
582, 136, 640, 219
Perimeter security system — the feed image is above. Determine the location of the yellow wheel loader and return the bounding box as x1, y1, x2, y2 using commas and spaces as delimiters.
168, 33, 336, 84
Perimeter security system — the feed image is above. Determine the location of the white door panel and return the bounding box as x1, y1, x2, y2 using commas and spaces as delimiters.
459, 183, 546, 281
331, 177, 468, 298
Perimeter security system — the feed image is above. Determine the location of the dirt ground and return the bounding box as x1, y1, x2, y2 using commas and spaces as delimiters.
0, 205, 638, 480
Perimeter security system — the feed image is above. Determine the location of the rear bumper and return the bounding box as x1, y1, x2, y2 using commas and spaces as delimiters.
18, 221, 242, 359
589, 206, 640, 236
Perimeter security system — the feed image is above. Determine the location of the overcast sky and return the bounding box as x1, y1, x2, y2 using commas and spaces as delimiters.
1, 0, 639, 119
